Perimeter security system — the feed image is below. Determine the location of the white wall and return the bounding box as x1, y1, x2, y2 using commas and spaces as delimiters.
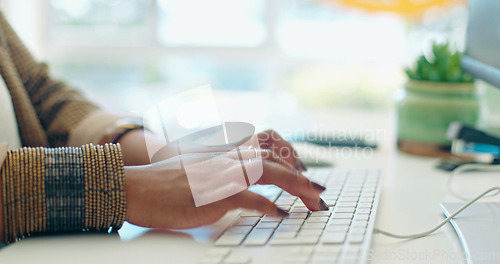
1, 0, 46, 60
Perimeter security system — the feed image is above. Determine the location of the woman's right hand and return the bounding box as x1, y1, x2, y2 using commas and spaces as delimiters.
124, 150, 327, 230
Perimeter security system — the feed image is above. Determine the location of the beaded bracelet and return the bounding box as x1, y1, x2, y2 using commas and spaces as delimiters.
1, 144, 126, 243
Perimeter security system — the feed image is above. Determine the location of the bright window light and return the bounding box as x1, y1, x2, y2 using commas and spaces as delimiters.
156, 0, 267, 47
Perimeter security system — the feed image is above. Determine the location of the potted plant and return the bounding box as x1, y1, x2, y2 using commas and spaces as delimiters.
396, 42, 481, 156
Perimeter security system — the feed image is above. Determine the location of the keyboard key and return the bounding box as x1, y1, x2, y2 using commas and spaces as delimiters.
359, 198, 373, 203
199, 256, 224, 264
356, 208, 371, 214
284, 256, 309, 264
290, 207, 309, 213
354, 215, 369, 221
360, 193, 375, 199
337, 202, 357, 207
343, 191, 360, 197
315, 245, 342, 256
323, 190, 340, 196
295, 236, 319, 245
226, 226, 253, 234
345, 185, 363, 189
299, 229, 323, 236
223, 255, 251, 264
348, 234, 365, 243
298, 247, 315, 255
357, 203, 372, 208
282, 219, 304, 225
339, 197, 358, 202
276, 225, 301, 232
343, 247, 361, 263
322, 232, 346, 244
215, 234, 246, 246
323, 199, 336, 206
344, 247, 361, 256
294, 201, 306, 207
273, 231, 297, 238
310, 255, 338, 263
351, 220, 368, 227
329, 219, 351, 225
276, 197, 296, 203
239, 210, 264, 217
255, 222, 279, 229
287, 247, 314, 264
310, 211, 331, 217
335, 207, 355, 213
332, 212, 353, 219
206, 248, 231, 257
270, 236, 319, 245
320, 194, 339, 199
350, 227, 366, 234
302, 223, 326, 229
278, 205, 292, 211
244, 229, 274, 246
261, 216, 283, 222
276, 201, 295, 206
269, 238, 298, 245
234, 217, 260, 226
325, 225, 349, 232
361, 191, 375, 197
306, 216, 329, 223
289, 212, 308, 219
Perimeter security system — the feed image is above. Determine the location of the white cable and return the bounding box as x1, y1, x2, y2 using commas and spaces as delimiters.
374, 186, 500, 239
447, 163, 500, 200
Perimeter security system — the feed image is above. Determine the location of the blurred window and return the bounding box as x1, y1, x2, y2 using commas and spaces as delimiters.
156, 0, 266, 47
48, 0, 152, 46
35, 0, 468, 112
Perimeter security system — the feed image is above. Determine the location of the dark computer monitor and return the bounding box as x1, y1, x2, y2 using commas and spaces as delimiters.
462, 0, 500, 88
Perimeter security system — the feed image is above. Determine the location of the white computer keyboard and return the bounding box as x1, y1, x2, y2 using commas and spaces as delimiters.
200, 168, 382, 264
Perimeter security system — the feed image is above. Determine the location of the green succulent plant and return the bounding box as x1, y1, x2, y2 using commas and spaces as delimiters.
405, 42, 474, 83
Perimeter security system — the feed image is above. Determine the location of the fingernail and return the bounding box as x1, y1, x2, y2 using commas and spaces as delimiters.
318, 198, 329, 211
276, 207, 290, 217
310, 181, 326, 192
296, 160, 308, 172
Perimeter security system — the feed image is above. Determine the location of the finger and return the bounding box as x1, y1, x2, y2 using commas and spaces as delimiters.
257, 160, 325, 200
238, 148, 295, 172
299, 196, 330, 212
223, 190, 289, 217
258, 130, 295, 164
258, 130, 307, 172
258, 149, 296, 171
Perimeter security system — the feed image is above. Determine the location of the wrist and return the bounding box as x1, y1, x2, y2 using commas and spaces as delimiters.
100, 118, 145, 145
123, 165, 144, 224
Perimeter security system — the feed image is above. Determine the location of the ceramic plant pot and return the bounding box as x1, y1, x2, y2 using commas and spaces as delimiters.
396, 80, 481, 156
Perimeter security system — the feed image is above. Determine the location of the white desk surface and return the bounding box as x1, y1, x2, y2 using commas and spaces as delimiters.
2, 109, 500, 264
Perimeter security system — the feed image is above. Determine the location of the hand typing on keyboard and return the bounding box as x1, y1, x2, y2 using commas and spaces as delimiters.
124, 130, 328, 230
208, 168, 381, 264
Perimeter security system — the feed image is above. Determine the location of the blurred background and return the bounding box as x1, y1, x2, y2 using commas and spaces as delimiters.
4, 0, 497, 140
